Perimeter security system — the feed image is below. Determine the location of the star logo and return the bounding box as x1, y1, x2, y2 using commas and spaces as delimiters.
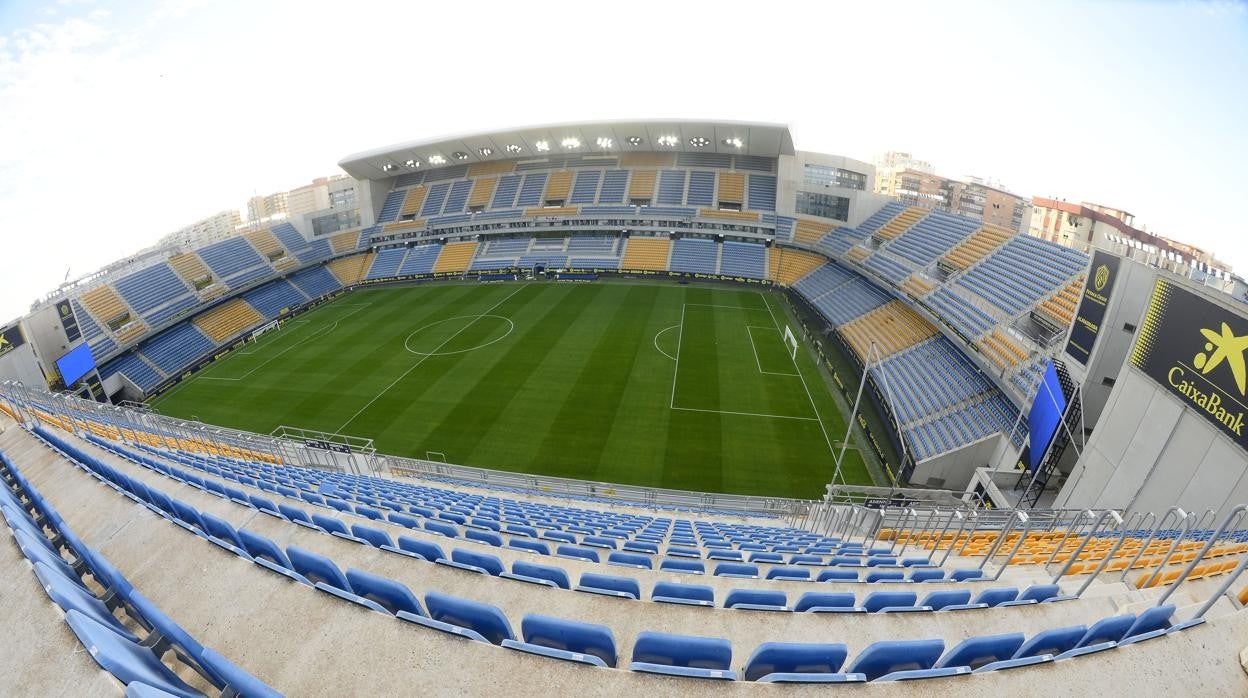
1194, 322, 1248, 396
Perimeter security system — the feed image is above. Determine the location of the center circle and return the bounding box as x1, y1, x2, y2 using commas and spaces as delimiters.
403, 314, 515, 356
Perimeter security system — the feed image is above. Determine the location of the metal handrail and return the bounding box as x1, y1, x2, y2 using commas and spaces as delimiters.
1119, 506, 1187, 582
1159, 504, 1248, 610
1052, 510, 1124, 584
1140, 512, 1197, 589
1073, 510, 1139, 597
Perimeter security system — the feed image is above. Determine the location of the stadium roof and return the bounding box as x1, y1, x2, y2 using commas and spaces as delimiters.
337, 120, 794, 181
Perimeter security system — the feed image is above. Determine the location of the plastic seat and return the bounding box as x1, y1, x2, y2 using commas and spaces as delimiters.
285, 545, 384, 612
862, 590, 921, 613
397, 535, 445, 562
795, 591, 862, 613
934, 632, 1026, 670
605, 551, 651, 569
909, 569, 945, 582
629, 631, 736, 680
199, 648, 283, 698
660, 558, 705, 575
465, 529, 503, 547
666, 546, 700, 558
504, 560, 571, 589
311, 514, 363, 542
977, 624, 1086, 673
199, 511, 249, 553
1119, 604, 1176, 645
582, 536, 618, 550
848, 639, 945, 681
714, 562, 759, 578
31, 562, 138, 640
767, 566, 810, 581
920, 589, 973, 611
1057, 614, 1137, 659
508, 539, 551, 556
652, 581, 715, 607
501, 614, 618, 668
743, 642, 863, 683
423, 520, 459, 538
575, 573, 640, 600
350, 524, 394, 549
64, 610, 201, 698
235, 528, 308, 583
419, 592, 515, 645
817, 569, 859, 582
445, 548, 504, 576
864, 570, 905, 583
724, 589, 787, 611
344, 569, 425, 617
748, 552, 783, 564
971, 587, 1019, 607
555, 545, 599, 563
950, 568, 983, 581
277, 503, 316, 528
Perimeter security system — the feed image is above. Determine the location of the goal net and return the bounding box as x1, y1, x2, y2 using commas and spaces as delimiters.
250, 320, 279, 342
782, 325, 799, 362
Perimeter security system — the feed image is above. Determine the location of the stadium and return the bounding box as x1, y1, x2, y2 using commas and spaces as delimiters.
1, 119, 1247, 695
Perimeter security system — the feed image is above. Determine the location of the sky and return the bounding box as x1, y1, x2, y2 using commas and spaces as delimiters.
1, 0, 1245, 324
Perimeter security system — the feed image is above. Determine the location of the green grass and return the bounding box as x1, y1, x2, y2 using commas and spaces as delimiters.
152, 281, 870, 498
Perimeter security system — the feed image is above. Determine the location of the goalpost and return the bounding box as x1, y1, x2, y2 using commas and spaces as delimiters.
249, 320, 279, 343
782, 325, 799, 362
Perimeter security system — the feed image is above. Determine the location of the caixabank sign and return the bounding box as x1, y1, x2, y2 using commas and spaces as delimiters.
1131, 279, 1248, 449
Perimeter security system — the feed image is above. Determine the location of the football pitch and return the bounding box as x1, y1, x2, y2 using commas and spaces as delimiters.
152, 281, 870, 498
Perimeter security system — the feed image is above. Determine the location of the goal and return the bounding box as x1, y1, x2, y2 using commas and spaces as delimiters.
782, 325, 799, 362
249, 320, 279, 342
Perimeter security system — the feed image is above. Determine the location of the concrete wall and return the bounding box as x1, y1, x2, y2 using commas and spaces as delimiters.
777, 152, 888, 228
911, 433, 1004, 490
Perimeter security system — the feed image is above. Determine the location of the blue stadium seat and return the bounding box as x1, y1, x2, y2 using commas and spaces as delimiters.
652, 581, 715, 607
976, 625, 1087, 673
909, 569, 945, 582
508, 539, 551, 556
575, 573, 640, 600
423, 520, 459, 538
921, 589, 972, 611
504, 560, 571, 589
278, 504, 317, 529
63, 610, 201, 698
630, 631, 736, 680
794, 591, 861, 613
555, 545, 599, 563
864, 570, 905, 583
606, 551, 652, 569
848, 639, 945, 681
31, 561, 138, 640
1119, 605, 1176, 646
286, 546, 384, 613
444, 548, 504, 576
659, 558, 704, 575
420, 592, 515, 645
198, 648, 282, 698
344, 569, 425, 617
1057, 614, 1137, 659
714, 562, 759, 578
817, 570, 859, 582
397, 535, 445, 562
973, 587, 1019, 607
724, 589, 788, 611
934, 632, 1026, 671
236, 528, 308, 584
766, 566, 810, 581
502, 614, 618, 668
465, 529, 503, 547
950, 569, 984, 581
862, 591, 923, 613
743, 642, 863, 683
350, 524, 394, 549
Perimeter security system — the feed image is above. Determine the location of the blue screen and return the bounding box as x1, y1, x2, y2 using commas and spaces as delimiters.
55, 343, 95, 387
1027, 360, 1067, 471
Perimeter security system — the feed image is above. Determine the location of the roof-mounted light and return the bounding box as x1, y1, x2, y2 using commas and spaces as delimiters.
688, 136, 710, 148
428, 154, 447, 165
656, 135, 679, 147
596, 137, 614, 149
722, 137, 744, 148
535, 140, 550, 152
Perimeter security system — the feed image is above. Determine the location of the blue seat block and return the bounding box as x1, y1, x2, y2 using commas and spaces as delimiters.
423, 592, 515, 645
575, 573, 640, 600
974, 587, 1019, 607
505, 560, 571, 589
848, 639, 945, 681
508, 539, 550, 556
714, 562, 759, 578
767, 567, 810, 581
345, 568, 424, 617
465, 529, 503, 547
921, 589, 972, 611
950, 568, 983, 581
501, 614, 618, 668
397, 536, 445, 562
1119, 605, 1176, 645
935, 632, 1026, 670
864, 570, 905, 583
64, 610, 201, 698
31, 562, 138, 640
659, 558, 704, 575
1072, 613, 1136, 649
909, 569, 945, 582
607, 551, 652, 569
199, 648, 283, 698
652, 581, 715, 607
862, 591, 918, 613
795, 591, 861, 613
555, 545, 599, 563
350, 524, 394, 549
743, 642, 863, 682
446, 548, 504, 576
817, 569, 859, 582
630, 631, 736, 680
1011, 625, 1086, 660
724, 588, 787, 611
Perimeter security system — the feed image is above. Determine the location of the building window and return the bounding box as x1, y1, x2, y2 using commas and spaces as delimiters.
795, 191, 850, 221
311, 210, 361, 236
803, 164, 866, 191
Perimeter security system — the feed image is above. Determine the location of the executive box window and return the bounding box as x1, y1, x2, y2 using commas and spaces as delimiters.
795, 191, 850, 221
803, 164, 867, 191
